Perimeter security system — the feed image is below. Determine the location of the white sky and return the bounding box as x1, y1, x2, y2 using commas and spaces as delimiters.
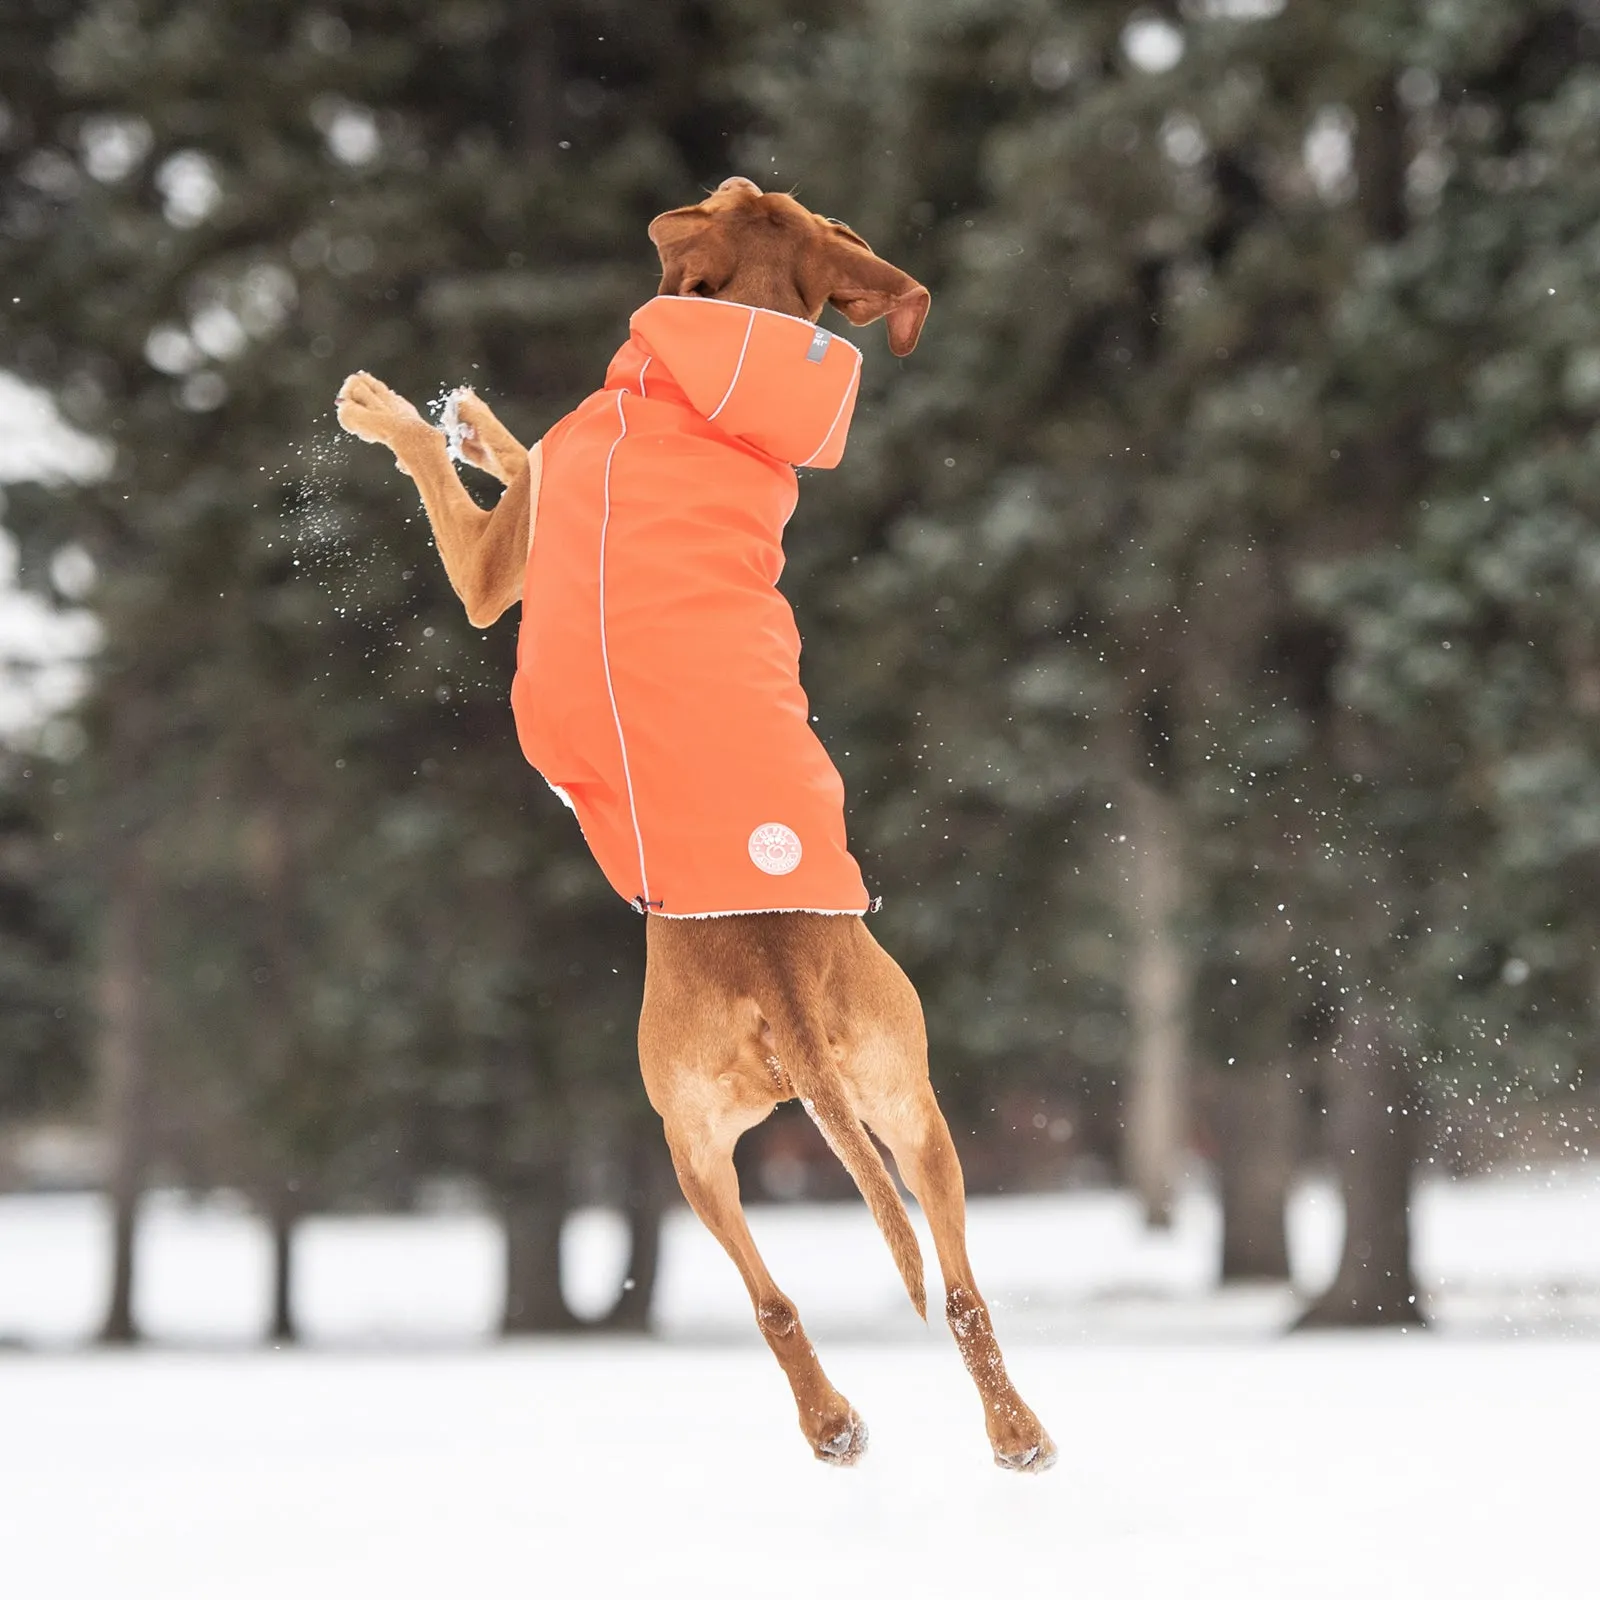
0, 373, 107, 745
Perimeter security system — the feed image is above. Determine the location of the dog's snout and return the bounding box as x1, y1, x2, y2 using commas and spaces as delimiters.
716, 176, 763, 197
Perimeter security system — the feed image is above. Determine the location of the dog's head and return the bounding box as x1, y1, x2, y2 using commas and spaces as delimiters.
648, 177, 929, 357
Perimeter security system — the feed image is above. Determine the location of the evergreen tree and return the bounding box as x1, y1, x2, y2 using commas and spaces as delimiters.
7, 0, 1598, 1346
742, 1, 1346, 1237
0, 0, 778, 1337
1297, 0, 1600, 1319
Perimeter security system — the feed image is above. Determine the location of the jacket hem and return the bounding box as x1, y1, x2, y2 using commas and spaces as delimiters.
649, 904, 869, 920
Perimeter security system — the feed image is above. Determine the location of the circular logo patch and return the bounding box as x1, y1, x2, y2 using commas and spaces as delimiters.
748, 823, 803, 876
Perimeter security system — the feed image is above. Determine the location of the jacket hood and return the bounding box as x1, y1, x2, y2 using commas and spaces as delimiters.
621, 296, 862, 469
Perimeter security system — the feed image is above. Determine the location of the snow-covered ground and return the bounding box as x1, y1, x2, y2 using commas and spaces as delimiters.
5, 1167, 1600, 1348
5, 1337, 1591, 1599
1, 1172, 1596, 1596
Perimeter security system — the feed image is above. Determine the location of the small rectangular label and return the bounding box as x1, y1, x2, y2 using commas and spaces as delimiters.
805, 327, 832, 363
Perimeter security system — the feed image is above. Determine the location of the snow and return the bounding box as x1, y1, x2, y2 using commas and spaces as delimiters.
8, 1166, 1600, 1349
1, 1172, 1596, 1595
440, 385, 474, 464
6, 1338, 1591, 1598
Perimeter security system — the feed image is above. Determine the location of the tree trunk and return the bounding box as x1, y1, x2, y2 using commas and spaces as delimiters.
1214, 1059, 1297, 1283
1289, 81, 1422, 1332
97, 849, 154, 1347
248, 804, 306, 1351
267, 1201, 298, 1345
1122, 777, 1192, 1229
101, 1179, 141, 1347
501, 1182, 576, 1334
599, 1130, 669, 1333
1294, 1007, 1425, 1329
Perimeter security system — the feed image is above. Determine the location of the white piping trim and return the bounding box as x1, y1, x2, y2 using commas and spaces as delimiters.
597, 390, 651, 905
636, 356, 651, 398
796, 346, 863, 468
525, 440, 544, 556
652, 904, 869, 920
705, 307, 757, 421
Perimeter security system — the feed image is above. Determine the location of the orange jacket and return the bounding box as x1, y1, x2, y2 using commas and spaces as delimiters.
511, 296, 871, 917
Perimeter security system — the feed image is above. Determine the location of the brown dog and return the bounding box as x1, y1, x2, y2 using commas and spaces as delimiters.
336, 178, 1054, 1472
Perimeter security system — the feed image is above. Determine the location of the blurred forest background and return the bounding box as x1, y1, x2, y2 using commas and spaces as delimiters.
2, 0, 1599, 1342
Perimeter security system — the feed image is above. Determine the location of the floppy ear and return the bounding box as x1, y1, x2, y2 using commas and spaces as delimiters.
817, 235, 930, 356
648, 207, 736, 299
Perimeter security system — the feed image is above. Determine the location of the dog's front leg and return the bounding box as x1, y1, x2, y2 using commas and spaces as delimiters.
336, 371, 527, 628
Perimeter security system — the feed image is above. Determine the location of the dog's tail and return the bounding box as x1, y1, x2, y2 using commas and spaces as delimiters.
757, 977, 927, 1320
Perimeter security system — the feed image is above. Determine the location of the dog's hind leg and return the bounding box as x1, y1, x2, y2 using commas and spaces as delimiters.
669, 1126, 868, 1465
846, 936, 1058, 1473
638, 998, 867, 1465
871, 1082, 1057, 1472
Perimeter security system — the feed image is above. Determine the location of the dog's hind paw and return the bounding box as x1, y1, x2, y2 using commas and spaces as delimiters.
813, 1410, 868, 1467
995, 1433, 1058, 1474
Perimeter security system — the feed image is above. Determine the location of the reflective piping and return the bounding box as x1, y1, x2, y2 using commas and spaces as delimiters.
796, 346, 863, 468
705, 307, 757, 421
597, 390, 650, 904
525, 440, 544, 556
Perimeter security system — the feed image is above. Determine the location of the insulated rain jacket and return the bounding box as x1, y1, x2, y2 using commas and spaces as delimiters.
510, 295, 872, 918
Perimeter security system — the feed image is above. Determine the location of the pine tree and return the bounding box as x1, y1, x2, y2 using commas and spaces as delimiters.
1296, 1, 1600, 1320
741, 1, 1348, 1235
742, 1, 1600, 1316
0, 0, 779, 1338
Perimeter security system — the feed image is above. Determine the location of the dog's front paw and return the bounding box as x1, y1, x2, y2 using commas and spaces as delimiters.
440, 387, 480, 466
336, 370, 426, 447
443, 387, 525, 481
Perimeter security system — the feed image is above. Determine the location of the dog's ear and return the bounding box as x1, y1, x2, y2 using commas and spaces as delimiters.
648, 206, 737, 300
814, 229, 930, 357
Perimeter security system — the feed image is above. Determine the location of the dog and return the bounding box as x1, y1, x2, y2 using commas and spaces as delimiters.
336, 177, 1055, 1471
